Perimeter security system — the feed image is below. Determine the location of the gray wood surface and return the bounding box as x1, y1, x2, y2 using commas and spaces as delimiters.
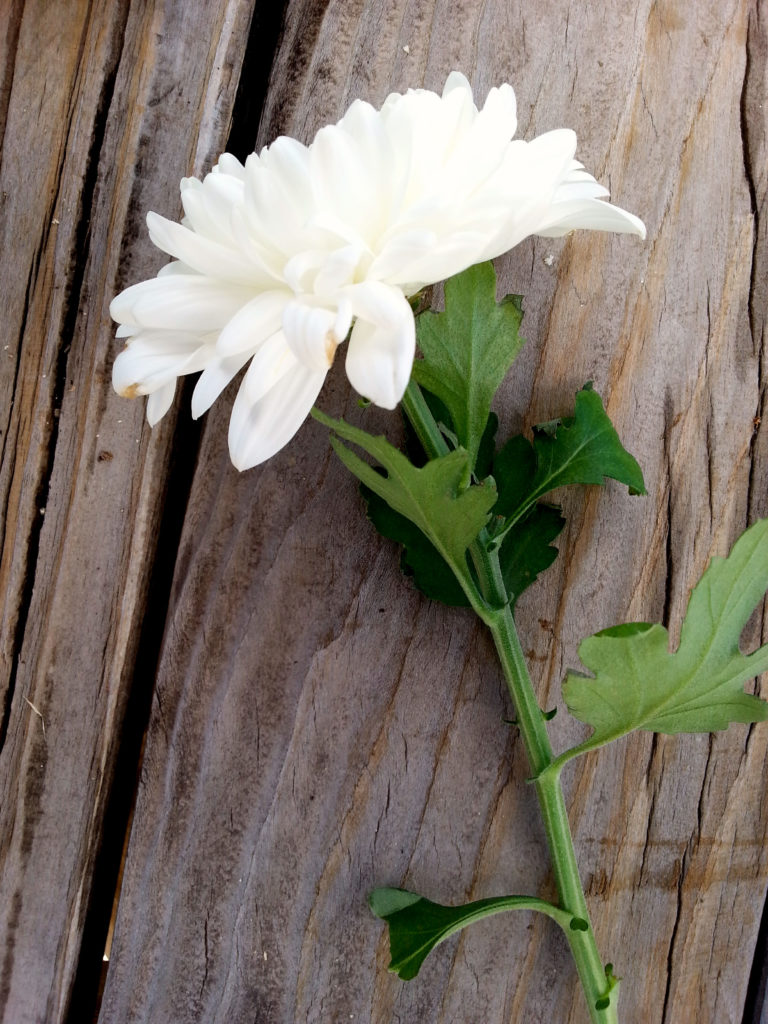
1, 1, 767, 1022
0, 1, 255, 1020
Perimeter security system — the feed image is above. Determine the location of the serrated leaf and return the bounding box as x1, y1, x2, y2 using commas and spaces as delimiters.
312, 410, 496, 597
499, 504, 565, 605
369, 887, 577, 981
361, 468, 564, 609
411, 262, 525, 468
361, 485, 469, 606
493, 388, 646, 535
563, 519, 768, 746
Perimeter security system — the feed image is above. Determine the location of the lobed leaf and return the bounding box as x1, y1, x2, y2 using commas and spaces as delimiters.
363, 485, 564, 609
312, 410, 496, 597
499, 504, 565, 605
361, 485, 468, 606
493, 386, 645, 537
411, 262, 525, 469
563, 519, 768, 745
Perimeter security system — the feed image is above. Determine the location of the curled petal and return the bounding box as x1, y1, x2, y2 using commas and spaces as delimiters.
536, 199, 646, 238
282, 302, 341, 371
343, 283, 415, 408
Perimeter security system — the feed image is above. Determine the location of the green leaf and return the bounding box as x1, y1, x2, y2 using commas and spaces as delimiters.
411, 262, 525, 469
361, 461, 564, 609
563, 519, 768, 747
493, 387, 646, 534
499, 504, 565, 606
369, 887, 578, 981
312, 410, 496, 601
475, 412, 499, 480
361, 485, 469, 606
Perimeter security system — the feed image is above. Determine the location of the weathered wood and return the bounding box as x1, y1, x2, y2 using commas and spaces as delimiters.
92, 2, 768, 1023
0, 1, 257, 1021
2, 0, 767, 1022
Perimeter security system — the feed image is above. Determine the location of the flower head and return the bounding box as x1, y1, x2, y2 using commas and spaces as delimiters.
111, 72, 645, 470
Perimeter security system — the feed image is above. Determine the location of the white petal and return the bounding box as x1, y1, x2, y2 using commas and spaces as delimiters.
157, 260, 198, 277
343, 283, 415, 408
442, 71, 474, 99
191, 351, 252, 419
536, 198, 646, 238
110, 276, 254, 331
228, 358, 326, 470
112, 333, 212, 396
146, 381, 176, 425
180, 179, 243, 245
241, 331, 297, 405
310, 123, 380, 241
377, 230, 489, 289
216, 290, 291, 355
282, 302, 340, 371
215, 153, 246, 179
147, 212, 270, 286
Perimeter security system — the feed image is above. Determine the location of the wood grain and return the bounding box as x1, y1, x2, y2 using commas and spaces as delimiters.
2, 0, 767, 1022
98, 0, 768, 1022
0, 1, 256, 1021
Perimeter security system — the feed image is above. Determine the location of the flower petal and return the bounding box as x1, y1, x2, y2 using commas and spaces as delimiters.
228, 354, 326, 470
535, 198, 646, 238
216, 290, 292, 356
112, 331, 212, 396
343, 283, 415, 408
110, 276, 254, 331
146, 381, 176, 425
282, 302, 340, 371
191, 351, 252, 419
147, 212, 271, 286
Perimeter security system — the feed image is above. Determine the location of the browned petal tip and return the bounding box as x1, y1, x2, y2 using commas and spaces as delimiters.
324, 333, 339, 366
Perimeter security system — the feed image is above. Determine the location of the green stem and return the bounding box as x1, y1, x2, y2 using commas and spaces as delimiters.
401, 382, 507, 608
401, 380, 619, 1024
401, 381, 450, 459
487, 602, 618, 1024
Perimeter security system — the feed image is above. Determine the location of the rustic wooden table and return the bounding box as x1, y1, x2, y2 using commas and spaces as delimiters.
1, 1, 767, 1022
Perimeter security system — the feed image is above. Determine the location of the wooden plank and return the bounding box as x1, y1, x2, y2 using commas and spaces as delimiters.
0, 1, 257, 1021
90, 0, 767, 1022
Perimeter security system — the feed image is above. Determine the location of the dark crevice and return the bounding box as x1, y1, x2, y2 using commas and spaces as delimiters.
226, 0, 291, 161
661, 392, 674, 630
742, 7, 768, 1013
741, 7, 768, 1015
0, 0, 102, 760
66, 390, 203, 1024
660, 854, 686, 1023
0, 0, 25, 154
739, 5, 759, 350
0, 254, 39, 756
743, 882, 768, 1023
66, 3, 292, 1022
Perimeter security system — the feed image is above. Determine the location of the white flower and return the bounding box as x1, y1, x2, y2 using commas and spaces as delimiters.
111, 72, 645, 470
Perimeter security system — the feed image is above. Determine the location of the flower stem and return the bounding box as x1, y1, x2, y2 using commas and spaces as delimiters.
401, 381, 619, 1024
485, 599, 618, 1024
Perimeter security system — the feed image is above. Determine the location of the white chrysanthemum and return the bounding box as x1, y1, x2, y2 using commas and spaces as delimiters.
111, 72, 645, 470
